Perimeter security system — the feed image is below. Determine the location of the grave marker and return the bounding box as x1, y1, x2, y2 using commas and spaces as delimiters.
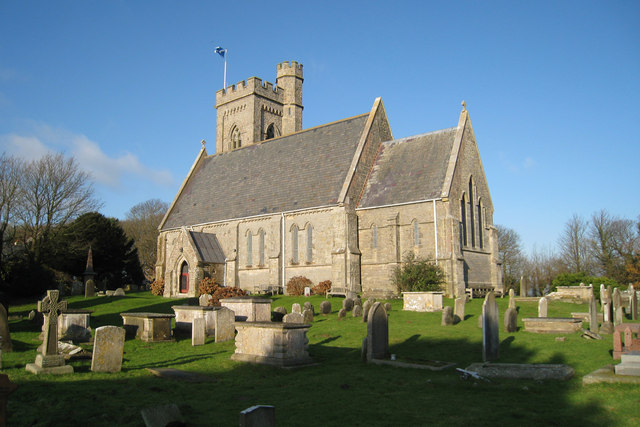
91, 326, 125, 372
504, 307, 517, 333
366, 302, 388, 361
283, 312, 304, 324
613, 288, 623, 326
508, 289, 515, 309
320, 301, 331, 315
441, 306, 453, 326
589, 296, 599, 333
291, 303, 301, 314
0, 306, 12, 352
454, 297, 465, 323
192, 317, 206, 346
538, 296, 548, 318
302, 309, 314, 324
239, 405, 275, 427
482, 292, 499, 362
214, 307, 235, 342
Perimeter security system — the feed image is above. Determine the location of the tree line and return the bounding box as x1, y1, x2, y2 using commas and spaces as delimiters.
0, 152, 168, 298
498, 210, 640, 295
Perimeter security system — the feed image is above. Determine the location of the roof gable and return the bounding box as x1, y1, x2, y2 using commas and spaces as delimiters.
358, 127, 457, 208
188, 231, 225, 264
161, 113, 371, 229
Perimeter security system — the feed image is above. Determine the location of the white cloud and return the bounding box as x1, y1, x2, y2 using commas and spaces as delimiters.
0, 124, 174, 189
498, 152, 536, 174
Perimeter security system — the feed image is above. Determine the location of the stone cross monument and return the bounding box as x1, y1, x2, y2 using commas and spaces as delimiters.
26, 290, 74, 375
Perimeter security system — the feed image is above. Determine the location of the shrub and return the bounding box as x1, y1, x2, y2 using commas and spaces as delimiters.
311, 280, 331, 295
197, 278, 247, 306
393, 252, 445, 293
286, 276, 312, 296
551, 272, 618, 300
150, 278, 165, 296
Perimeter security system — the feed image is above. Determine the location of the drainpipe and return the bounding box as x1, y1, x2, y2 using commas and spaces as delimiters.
281, 213, 285, 292
433, 199, 439, 265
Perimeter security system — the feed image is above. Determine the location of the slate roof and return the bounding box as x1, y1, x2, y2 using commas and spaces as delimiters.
189, 231, 225, 263
162, 114, 370, 229
358, 127, 457, 208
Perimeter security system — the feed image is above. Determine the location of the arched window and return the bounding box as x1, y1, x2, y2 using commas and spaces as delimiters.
231, 126, 241, 149
413, 220, 420, 247
180, 262, 189, 293
460, 195, 467, 247
247, 232, 253, 266
306, 225, 313, 263
477, 199, 484, 249
291, 225, 299, 264
266, 123, 275, 140
372, 225, 378, 249
259, 229, 265, 266
468, 178, 475, 247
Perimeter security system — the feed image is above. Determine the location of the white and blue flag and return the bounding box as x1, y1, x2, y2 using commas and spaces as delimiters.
215, 47, 226, 58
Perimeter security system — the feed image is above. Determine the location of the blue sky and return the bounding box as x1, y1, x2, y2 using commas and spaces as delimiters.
1, 1, 638, 254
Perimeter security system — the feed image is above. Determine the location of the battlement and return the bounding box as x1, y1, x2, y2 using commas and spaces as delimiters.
216, 76, 283, 106
277, 61, 303, 79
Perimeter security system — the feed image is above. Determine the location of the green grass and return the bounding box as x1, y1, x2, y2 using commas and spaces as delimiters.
3, 292, 639, 426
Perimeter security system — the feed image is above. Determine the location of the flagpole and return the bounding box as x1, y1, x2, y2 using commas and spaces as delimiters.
223, 50, 227, 90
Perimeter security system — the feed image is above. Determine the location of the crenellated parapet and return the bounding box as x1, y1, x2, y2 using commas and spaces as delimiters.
276, 61, 303, 79
216, 77, 284, 107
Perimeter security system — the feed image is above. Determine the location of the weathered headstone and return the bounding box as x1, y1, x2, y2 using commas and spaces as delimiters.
362, 300, 372, 322
600, 321, 614, 334
482, 292, 499, 362
302, 308, 314, 324
291, 303, 302, 314
366, 302, 388, 361
454, 297, 465, 323
91, 326, 125, 372
114, 288, 125, 296
441, 306, 453, 326
283, 312, 304, 324
192, 317, 206, 346
538, 296, 548, 318
613, 288, 623, 326
508, 289, 516, 309
274, 306, 287, 315
342, 298, 354, 312
320, 301, 331, 315
589, 295, 599, 333
602, 285, 612, 323
631, 289, 638, 321
304, 286, 311, 297
338, 308, 346, 319
214, 307, 235, 342
199, 293, 212, 306
26, 290, 74, 375
141, 403, 184, 427
504, 307, 518, 333
84, 279, 95, 298
353, 297, 362, 307
352, 304, 363, 317
303, 302, 314, 313
520, 276, 528, 297
239, 405, 275, 427
384, 302, 392, 312
0, 305, 12, 352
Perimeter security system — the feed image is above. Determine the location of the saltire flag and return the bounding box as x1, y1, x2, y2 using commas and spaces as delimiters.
215, 46, 226, 58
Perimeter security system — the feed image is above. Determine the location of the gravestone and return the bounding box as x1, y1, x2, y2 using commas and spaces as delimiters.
538, 297, 548, 318
274, 306, 287, 315
114, 288, 125, 296
602, 285, 613, 323
520, 276, 528, 297
291, 303, 301, 314
320, 301, 331, 315
504, 307, 518, 333
239, 405, 275, 427
192, 317, 206, 346
303, 302, 314, 313
482, 292, 499, 362
384, 302, 392, 312
304, 286, 311, 297
71, 280, 83, 296
25, 290, 74, 375
84, 279, 95, 298
441, 306, 453, 326
199, 294, 212, 306
302, 309, 314, 324
366, 302, 388, 361
141, 403, 184, 427
283, 312, 304, 324
613, 288, 623, 326
362, 300, 372, 323
342, 298, 354, 312
508, 289, 516, 309
214, 307, 235, 342
0, 305, 12, 352
338, 308, 346, 319
454, 297, 465, 323
589, 296, 599, 333
91, 326, 125, 373
353, 297, 362, 307
631, 290, 638, 321
352, 305, 363, 318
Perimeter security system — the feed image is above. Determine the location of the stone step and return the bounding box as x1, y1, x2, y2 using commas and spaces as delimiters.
620, 352, 640, 364
615, 363, 640, 376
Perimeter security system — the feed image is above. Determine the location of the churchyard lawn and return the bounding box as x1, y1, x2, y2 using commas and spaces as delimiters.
4, 291, 638, 426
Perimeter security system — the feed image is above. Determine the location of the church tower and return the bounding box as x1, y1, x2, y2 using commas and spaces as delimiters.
214, 61, 303, 154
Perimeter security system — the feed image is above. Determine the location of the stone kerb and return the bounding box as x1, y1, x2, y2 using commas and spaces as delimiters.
402, 292, 443, 312
91, 326, 125, 372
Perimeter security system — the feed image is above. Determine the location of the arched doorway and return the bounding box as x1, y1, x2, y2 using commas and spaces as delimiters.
180, 262, 189, 294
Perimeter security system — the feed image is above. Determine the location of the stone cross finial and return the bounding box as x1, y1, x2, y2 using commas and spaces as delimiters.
461, 100, 467, 111
38, 290, 67, 356
201, 139, 206, 148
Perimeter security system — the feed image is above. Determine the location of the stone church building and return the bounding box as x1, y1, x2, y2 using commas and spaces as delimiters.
156, 61, 502, 298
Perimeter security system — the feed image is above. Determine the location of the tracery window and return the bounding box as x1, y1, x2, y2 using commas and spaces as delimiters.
231, 126, 241, 149
413, 220, 420, 247
468, 178, 475, 247
259, 229, 265, 266
306, 225, 313, 263
292, 225, 299, 264
372, 225, 378, 249
247, 232, 253, 266
461, 195, 467, 247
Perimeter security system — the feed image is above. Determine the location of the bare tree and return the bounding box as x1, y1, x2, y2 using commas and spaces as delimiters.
558, 214, 593, 274
122, 199, 168, 281
0, 154, 24, 272
496, 224, 524, 292
590, 209, 640, 283
524, 244, 565, 295
18, 153, 102, 262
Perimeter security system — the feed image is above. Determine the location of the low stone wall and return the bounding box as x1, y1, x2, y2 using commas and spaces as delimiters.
402, 292, 443, 312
